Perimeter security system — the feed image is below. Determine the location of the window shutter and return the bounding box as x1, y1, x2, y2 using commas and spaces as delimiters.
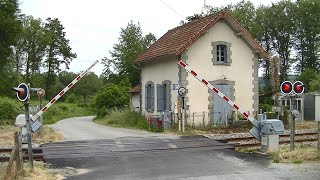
157, 84, 164, 112
150, 84, 154, 111
145, 85, 148, 110
165, 83, 171, 111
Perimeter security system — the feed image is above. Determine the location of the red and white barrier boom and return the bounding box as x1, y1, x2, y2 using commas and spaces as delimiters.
178, 60, 261, 140
31, 60, 99, 122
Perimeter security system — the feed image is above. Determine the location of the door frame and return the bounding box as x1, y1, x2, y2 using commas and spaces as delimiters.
208, 79, 235, 125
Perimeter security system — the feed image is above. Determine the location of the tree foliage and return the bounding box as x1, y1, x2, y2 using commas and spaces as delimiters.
101, 21, 156, 87
94, 83, 129, 110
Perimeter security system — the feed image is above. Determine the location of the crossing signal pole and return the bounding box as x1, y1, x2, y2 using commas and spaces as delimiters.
12, 60, 99, 170
12, 83, 34, 171
280, 80, 305, 151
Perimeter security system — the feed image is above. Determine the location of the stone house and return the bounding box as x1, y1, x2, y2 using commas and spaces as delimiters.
130, 10, 270, 125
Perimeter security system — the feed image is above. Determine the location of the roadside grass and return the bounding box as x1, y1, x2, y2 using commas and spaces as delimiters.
0, 125, 63, 146
0, 125, 19, 146
94, 109, 164, 132
43, 103, 95, 125
20, 162, 57, 180
268, 144, 320, 164
0, 161, 58, 180
295, 121, 318, 130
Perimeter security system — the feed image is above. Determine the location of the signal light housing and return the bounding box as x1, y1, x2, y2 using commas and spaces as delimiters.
293, 81, 304, 94
13, 83, 29, 102
280, 81, 293, 95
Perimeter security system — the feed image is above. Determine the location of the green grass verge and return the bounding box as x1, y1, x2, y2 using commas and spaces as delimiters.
94, 109, 162, 132
43, 103, 95, 124
268, 144, 320, 164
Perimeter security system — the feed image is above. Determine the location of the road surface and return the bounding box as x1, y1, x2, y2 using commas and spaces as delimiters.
50, 116, 178, 141
46, 116, 320, 180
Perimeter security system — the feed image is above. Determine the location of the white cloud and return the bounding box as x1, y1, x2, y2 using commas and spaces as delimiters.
20, 0, 277, 76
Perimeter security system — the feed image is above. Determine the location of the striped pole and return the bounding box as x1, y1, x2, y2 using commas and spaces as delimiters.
31, 60, 99, 121
178, 60, 260, 128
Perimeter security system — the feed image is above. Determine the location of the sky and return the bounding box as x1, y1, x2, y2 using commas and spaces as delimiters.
20, 0, 278, 76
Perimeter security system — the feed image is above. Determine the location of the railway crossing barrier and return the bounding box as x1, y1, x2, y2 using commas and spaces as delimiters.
178, 60, 285, 150
12, 60, 99, 170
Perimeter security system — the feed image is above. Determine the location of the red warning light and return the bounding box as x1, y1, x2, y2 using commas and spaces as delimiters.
280, 81, 293, 94
293, 81, 304, 94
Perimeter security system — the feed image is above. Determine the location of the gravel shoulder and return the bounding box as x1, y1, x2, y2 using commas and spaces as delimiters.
49, 116, 179, 141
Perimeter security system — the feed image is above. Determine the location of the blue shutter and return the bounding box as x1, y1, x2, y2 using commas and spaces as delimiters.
150, 84, 154, 112
145, 85, 148, 110
165, 83, 171, 111
157, 84, 164, 112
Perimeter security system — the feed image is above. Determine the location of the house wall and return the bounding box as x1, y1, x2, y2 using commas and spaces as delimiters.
141, 56, 179, 116
184, 20, 258, 124
130, 93, 140, 112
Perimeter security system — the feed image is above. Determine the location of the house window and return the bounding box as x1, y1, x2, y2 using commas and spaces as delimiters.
157, 81, 171, 112
216, 45, 227, 63
145, 82, 154, 112
211, 41, 232, 66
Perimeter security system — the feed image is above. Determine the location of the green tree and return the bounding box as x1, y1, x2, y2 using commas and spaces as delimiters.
102, 21, 156, 87
44, 17, 77, 98
297, 68, 317, 92
19, 16, 46, 83
73, 72, 101, 106
94, 83, 129, 109
268, 1, 296, 81
294, 0, 320, 72
0, 0, 21, 70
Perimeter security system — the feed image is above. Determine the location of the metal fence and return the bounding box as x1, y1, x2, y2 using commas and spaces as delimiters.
146, 110, 252, 130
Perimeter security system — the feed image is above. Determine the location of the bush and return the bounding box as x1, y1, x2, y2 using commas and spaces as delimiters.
259, 103, 272, 112
280, 107, 289, 125
42, 102, 94, 124
0, 97, 22, 125
94, 109, 148, 130
94, 83, 129, 110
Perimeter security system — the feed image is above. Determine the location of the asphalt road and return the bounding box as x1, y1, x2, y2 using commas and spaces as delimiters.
50, 116, 178, 141
46, 116, 320, 180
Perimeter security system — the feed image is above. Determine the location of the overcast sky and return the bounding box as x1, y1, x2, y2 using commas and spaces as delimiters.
20, 0, 278, 76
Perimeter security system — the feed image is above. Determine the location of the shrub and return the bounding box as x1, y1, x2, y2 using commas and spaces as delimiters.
94, 109, 148, 130
259, 103, 272, 112
0, 97, 22, 125
94, 83, 129, 110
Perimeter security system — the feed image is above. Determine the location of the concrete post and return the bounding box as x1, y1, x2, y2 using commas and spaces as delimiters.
24, 102, 33, 171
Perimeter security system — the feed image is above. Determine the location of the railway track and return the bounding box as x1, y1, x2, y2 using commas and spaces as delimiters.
223, 132, 319, 148
0, 147, 43, 162
0, 132, 317, 162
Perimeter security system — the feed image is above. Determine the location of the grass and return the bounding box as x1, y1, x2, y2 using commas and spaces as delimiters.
0, 125, 19, 146
94, 109, 164, 132
0, 125, 63, 146
42, 103, 94, 125
268, 144, 320, 164
0, 161, 58, 180
295, 121, 318, 130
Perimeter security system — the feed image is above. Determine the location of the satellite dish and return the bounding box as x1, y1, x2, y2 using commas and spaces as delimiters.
202, 5, 210, 14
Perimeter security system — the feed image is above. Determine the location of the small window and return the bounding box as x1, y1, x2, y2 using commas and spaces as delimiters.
216, 45, 227, 63
145, 82, 154, 112
147, 84, 152, 108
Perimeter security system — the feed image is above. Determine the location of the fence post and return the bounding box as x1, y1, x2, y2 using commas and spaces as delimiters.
202, 111, 205, 127
15, 132, 23, 176
192, 113, 195, 129
5, 135, 17, 179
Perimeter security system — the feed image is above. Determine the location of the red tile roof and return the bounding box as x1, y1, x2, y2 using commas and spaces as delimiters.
135, 10, 269, 63
128, 85, 141, 93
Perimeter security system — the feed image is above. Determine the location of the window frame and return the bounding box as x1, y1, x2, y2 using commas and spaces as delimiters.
211, 41, 232, 66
